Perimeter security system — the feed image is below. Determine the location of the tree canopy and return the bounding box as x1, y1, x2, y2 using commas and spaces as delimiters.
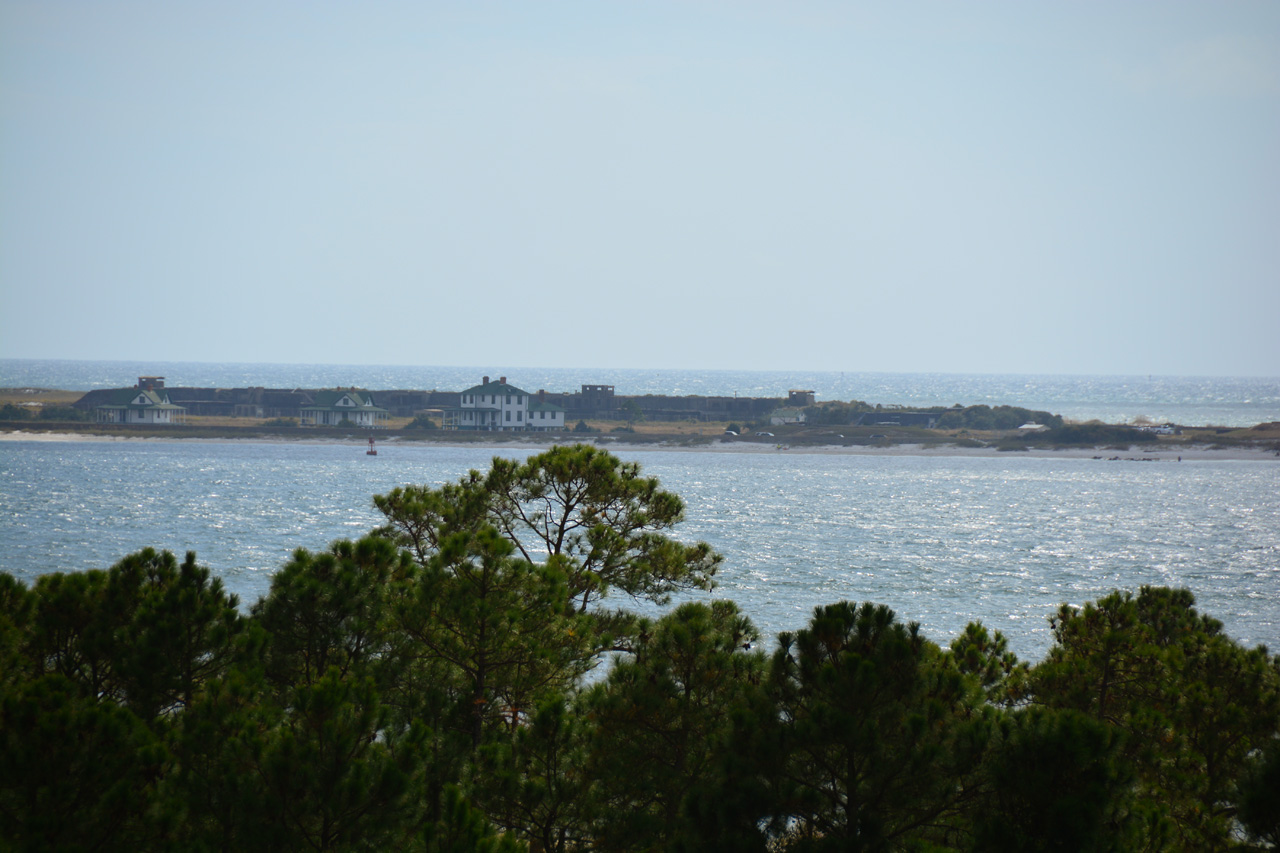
2, 444, 1276, 851
374, 444, 721, 612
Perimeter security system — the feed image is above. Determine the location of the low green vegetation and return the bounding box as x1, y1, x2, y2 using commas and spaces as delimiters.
937, 404, 1064, 431
2, 444, 1277, 851
618, 399, 643, 429
803, 400, 875, 424
0, 403, 91, 422
1030, 423, 1150, 446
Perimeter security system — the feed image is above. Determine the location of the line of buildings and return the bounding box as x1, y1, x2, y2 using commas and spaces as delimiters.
76, 376, 818, 431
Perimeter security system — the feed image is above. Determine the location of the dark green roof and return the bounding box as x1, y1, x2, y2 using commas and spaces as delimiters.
94, 387, 184, 411
528, 400, 564, 413
302, 390, 388, 413
461, 380, 530, 397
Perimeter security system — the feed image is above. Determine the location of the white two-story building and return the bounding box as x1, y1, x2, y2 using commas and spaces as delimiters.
444, 376, 565, 431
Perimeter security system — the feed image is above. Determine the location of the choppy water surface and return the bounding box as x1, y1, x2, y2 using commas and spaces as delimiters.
3, 439, 1276, 662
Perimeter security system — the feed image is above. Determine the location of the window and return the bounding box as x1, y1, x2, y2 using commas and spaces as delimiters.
517, 411, 522, 421
505, 411, 511, 421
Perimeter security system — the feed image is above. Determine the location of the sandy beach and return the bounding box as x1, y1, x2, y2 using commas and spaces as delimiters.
4, 429, 1275, 463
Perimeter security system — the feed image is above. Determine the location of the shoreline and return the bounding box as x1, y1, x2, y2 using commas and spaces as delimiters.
3, 429, 1275, 462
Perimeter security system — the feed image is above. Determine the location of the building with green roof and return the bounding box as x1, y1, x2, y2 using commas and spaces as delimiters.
444, 375, 564, 431
300, 389, 389, 428
768, 407, 808, 426
528, 396, 566, 430
93, 377, 186, 425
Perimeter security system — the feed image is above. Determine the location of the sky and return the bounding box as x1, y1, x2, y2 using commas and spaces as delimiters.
2, 2, 1278, 377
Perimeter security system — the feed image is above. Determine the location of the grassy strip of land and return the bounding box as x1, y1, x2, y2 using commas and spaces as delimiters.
4, 387, 1278, 451
4, 416, 1279, 454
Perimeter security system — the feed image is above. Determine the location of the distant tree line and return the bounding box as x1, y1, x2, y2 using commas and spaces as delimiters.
2, 444, 1277, 851
0, 403, 91, 422
797, 403, 1067, 431
803, 400, 875, 425
937, 405, 1065, 431
1023, 423, 1150, 446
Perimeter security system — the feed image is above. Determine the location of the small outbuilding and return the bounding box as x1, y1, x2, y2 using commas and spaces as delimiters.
528, 394, 566, 431
769, 407, 807, 426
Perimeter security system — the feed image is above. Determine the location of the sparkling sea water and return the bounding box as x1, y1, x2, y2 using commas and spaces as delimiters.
2, 437, 1276, 663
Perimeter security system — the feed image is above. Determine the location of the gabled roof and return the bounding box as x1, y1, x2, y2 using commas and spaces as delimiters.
461, 379, 530, 397
528, 399, 565, 413
94, 388, 185, 410
303, 390, 388, 412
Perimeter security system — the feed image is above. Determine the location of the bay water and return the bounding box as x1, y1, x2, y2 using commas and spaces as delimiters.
2, 437, 1276, 663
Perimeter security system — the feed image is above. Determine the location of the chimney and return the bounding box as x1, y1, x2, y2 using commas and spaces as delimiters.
499, 376, 507, 384
538, 389, 546, 401
483, 375, 489, 385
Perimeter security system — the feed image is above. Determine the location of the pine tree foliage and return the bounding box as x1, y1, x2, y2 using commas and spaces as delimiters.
375, 444, 721, 611
753, 602, 990, 851
1, 447, 1277, 851
1032, 587, 1280, 848
583, 600, 766, 850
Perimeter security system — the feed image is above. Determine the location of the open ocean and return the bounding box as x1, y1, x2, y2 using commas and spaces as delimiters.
2, 360, 1277, 663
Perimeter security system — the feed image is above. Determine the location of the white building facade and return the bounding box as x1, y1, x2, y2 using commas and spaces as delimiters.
528, 397, 566, 430
445, 376, 564, 431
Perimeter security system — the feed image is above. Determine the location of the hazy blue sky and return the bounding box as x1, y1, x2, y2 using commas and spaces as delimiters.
2, 2, 1277, 376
